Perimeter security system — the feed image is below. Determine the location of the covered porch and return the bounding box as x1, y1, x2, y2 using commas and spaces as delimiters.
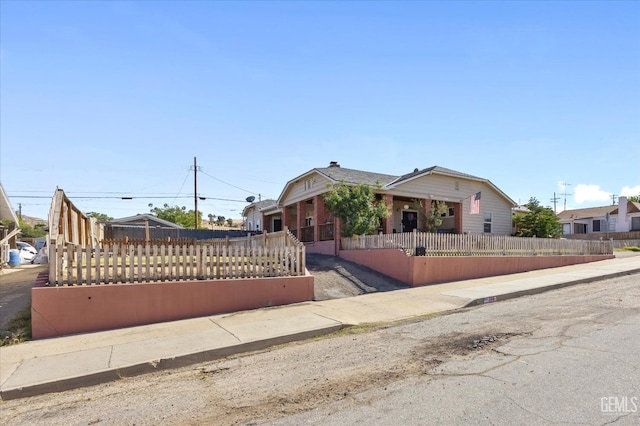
281, 194, 463, 253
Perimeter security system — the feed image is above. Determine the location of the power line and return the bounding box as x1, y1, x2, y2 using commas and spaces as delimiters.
7, 194, 247, 202
199, 169, 259, 196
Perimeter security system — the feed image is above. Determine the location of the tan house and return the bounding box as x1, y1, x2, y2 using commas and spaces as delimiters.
261, 162, 517, 255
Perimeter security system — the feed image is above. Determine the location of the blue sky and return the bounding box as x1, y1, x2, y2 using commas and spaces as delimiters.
1, 0, 639, 221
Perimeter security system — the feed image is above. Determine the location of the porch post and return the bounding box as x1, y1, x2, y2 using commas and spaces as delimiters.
384, 194, 393, 234
313, 195, 321, 242
297, 201, 304, 239
454, 202, 462, 234
282, 206, 291, 230
423, 198, 431, 231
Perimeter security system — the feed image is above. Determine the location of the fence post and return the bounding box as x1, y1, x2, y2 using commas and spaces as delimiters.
412, 228, 417, 256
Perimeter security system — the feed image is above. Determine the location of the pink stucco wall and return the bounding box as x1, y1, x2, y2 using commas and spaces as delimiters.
304, 240, 338, 256
339, 249, 614, 287
31, 275, 314, 339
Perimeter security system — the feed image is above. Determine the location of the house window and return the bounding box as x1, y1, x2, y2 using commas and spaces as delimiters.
574, 223, 587, 234
632, 217, 640, 231
593, 220, 601, 232
448, 207, 455, 216
483, 213, 492, 233
304, 179, 315, 191
455, 181, 459, 191
305, 217, 313, 227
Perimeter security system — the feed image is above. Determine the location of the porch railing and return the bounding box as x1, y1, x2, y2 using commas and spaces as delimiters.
319, 222, 335, 241
341, 231, 613, 257
299, 226, 314, 242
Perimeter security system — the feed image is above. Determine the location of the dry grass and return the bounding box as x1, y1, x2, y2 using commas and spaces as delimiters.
0, 305, 32, 346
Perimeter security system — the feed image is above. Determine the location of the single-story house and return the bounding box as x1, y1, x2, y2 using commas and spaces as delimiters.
107, 214, 184, 229
557, 196, 640, 235
260, 161, 517, 255
242, 199, 279, 232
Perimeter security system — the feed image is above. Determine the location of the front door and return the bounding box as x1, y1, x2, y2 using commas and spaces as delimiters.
402, 210, 418, 232
273, 218, 282, 232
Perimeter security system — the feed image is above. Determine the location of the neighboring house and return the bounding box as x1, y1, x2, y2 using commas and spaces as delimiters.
107, 214, 185, 229
557, 196, 640, 235
0, 182, 20, 265
242, 199, 279, 232
0, 182, 19, 228
511, 204, 530, 235
266, 161, 517, 255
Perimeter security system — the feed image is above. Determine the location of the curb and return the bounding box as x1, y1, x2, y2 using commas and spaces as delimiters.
0, 323, 345, 401
463, 269, 640, 308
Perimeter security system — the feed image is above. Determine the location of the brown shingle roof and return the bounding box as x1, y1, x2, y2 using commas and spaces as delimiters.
557, 205, 617, 220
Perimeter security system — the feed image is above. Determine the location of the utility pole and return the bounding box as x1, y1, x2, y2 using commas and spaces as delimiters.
193, 156, 198, 230
18, 203, 22, 220
550, 192, 560, 214
610, 194, 617, 205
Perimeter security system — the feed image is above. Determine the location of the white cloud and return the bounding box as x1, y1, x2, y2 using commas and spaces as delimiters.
621, 185, 640, 197
574, 184, 612, 204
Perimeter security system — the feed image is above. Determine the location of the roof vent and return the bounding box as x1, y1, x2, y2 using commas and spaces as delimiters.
414, 168, 419, 173
329, 161, 340, 168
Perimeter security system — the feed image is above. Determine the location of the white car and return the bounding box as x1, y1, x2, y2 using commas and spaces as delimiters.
16, 241, 38, 263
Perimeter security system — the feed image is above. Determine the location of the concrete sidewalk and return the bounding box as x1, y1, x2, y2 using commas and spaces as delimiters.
1, 255, 639, 400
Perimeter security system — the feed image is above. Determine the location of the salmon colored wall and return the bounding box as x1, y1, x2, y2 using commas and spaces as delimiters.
339, 249, 614, 287
31, 275, 314, 339
305, 240, 338, 256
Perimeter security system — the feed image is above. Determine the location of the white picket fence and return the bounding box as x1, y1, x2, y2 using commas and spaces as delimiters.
50, 240, 305, 286
341, 231, 613, 257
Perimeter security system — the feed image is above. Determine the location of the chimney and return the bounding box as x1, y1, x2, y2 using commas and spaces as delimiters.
329, 161, 340, 168
615, 196, 628, 232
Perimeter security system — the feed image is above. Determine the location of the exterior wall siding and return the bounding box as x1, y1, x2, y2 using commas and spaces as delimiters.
391, 174, 513, 235
280, 169, 515, 237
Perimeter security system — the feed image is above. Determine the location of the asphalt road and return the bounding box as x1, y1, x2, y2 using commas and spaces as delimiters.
2, 271, 638, 425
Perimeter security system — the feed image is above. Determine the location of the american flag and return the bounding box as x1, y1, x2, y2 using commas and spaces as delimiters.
469, 192, 481, 215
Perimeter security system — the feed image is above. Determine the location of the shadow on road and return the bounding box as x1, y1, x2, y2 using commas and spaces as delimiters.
305, 253, 410, 301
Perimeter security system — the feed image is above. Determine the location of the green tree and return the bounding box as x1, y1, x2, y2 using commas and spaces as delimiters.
226, 218, 234, 227
628, 195, 640, 203
17, 218, 47, 238
86, 211, 113, 221
148, 203, 201, 229
414, 199, 449, 232
513, 197, 562, 238
216, 215, 226, 226
322, 181, 390, 237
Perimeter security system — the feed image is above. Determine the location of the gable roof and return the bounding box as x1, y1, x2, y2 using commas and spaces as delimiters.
242, 199, 278, 216
0, 182, 19, 224
614, 201, 640, 215
108, 214, 184, 229
278, 163, 517, 207
557, 206, 617, 220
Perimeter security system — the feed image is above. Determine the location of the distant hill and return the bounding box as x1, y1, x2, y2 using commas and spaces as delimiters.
20, 215, 47, 226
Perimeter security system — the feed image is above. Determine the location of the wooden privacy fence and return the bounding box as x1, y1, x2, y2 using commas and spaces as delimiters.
50, 243, 306, 286
341, 230, 613, 257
